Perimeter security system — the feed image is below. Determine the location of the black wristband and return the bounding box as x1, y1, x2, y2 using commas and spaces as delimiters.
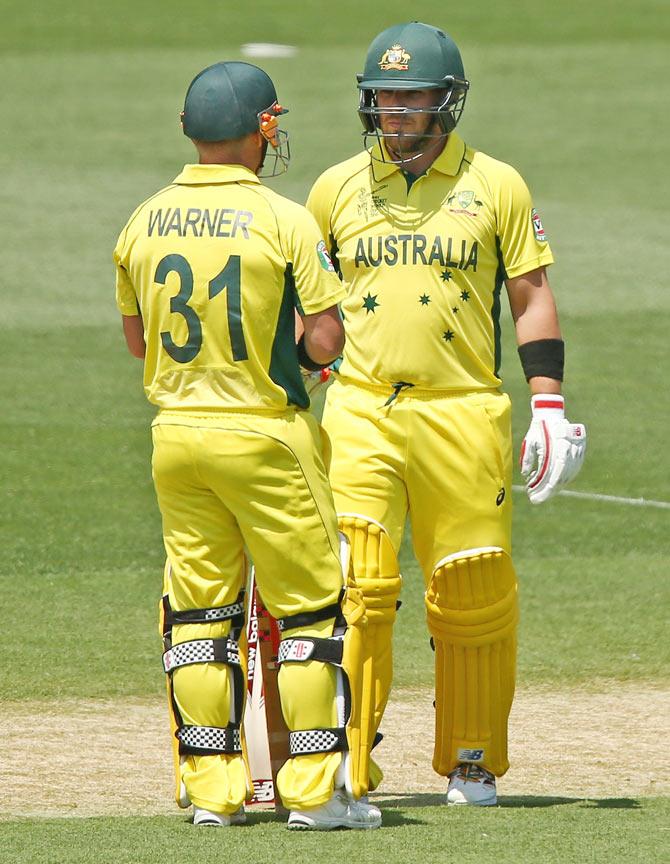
517, 339, 564, 381
296, 334, 331, 372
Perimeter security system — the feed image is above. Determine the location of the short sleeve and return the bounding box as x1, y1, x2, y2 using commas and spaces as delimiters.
284, 204, 346, 315
495, 166, 554, 280
113, 228, 140, 316
305, 173, 333, 248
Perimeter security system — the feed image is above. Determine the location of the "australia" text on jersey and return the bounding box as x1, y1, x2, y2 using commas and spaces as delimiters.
353, 234, 478, 270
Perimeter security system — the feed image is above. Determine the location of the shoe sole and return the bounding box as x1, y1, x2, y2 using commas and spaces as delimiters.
193, 817, 232, 826
447, 798, 497, 807
288, 820, 380, 831
191, 807, 247, 828
193, 808, 245, 826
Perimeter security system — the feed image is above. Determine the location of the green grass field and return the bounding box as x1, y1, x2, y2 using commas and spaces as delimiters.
1, 1, 669, 860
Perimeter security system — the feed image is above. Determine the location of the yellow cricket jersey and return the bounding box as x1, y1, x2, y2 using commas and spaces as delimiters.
114, 163, 345, 411
306, 132, 554, 392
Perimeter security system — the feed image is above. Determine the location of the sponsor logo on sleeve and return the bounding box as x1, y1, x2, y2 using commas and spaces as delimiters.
531, 208, 548, 242
317, 239, 336, 272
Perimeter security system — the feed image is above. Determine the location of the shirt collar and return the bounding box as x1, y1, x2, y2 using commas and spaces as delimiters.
368, 131, 467, 180
173, 163, 261, 185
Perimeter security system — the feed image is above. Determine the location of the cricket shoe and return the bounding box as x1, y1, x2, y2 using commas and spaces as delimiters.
183, 775, 246, 826
358, 795, 382, 820
192, 806, 246, 826
287, 790, 382, 830
446, 764, 497, 806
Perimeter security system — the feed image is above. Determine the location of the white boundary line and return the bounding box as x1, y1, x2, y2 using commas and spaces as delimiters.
511, 485, 670, 510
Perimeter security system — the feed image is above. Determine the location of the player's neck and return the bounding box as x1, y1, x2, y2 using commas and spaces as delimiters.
388, 134, 448, 177
195, 135, 261, 173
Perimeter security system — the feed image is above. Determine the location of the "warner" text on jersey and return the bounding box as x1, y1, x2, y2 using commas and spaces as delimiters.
147, 208, 254, 239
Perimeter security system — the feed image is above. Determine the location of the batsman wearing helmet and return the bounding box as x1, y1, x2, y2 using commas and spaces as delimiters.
114, 61, 381, 830
307, 22, 587, 806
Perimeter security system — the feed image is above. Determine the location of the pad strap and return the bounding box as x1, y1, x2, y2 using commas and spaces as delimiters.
164, 592, 246, 633
277, 636, 344, 666
289, 726, 347, 756
279, 636, 351, 760
278, 597, 343, 632
177, 724, 242, 755
162, 637, 241, 673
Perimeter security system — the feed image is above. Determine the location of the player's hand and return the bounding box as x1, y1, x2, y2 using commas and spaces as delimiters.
301, 366, 332, 398
520, 394, 586, 504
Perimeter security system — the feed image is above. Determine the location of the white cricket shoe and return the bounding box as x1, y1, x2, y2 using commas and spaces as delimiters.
193, 806, 232, 826
287, 790, 382, 830
447, 764, 497, 806
192, 806, 246, 826
358, 795, 382, 820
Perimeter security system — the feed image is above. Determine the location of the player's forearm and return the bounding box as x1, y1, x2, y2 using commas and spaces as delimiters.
122, 314, 146, 359
513, 302, 561, 346
507, 268, 564, 392
526, 375, 561, 395
509, 287, 561, 346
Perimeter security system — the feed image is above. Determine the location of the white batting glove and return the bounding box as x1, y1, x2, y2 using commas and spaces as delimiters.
301, 367, 332, 398
520, 394, 587, 504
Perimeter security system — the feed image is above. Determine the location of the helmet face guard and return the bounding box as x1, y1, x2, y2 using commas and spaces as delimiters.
257, 100, 291, 177
358, 79, 468, 165
357, 22, 469, 165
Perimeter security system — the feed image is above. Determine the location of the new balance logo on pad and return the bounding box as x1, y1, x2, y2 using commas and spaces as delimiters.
457, 748, 484, 762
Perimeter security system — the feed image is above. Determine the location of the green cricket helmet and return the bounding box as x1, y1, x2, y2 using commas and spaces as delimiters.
181, 61, 290, 176
358, 22, 469, 151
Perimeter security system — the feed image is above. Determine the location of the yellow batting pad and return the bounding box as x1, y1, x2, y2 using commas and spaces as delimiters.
339, 579, 374, 800
339, 517, 401, 791
426, 548, 518, 777
275, 590, 375, 809
275, 615, 341, 811
160, 560, 250, 814
158, 562, 184, 807
275, 540, 378, 804
342, 517, 401, 627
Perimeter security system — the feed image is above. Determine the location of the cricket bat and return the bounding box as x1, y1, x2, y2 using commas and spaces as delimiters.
244, 567, 289, 809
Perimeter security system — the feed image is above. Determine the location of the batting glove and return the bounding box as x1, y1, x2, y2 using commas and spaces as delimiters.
520, 394, 586, 504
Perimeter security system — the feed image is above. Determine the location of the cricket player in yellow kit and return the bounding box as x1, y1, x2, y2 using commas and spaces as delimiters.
307, 22, 587, 806
114, 61, 381, 830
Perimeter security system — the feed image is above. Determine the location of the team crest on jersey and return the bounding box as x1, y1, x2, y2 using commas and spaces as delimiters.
447, 190, 483, 217
531, 208, 548, 242
379, 44, 411, 71
316, 239, 335, 272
